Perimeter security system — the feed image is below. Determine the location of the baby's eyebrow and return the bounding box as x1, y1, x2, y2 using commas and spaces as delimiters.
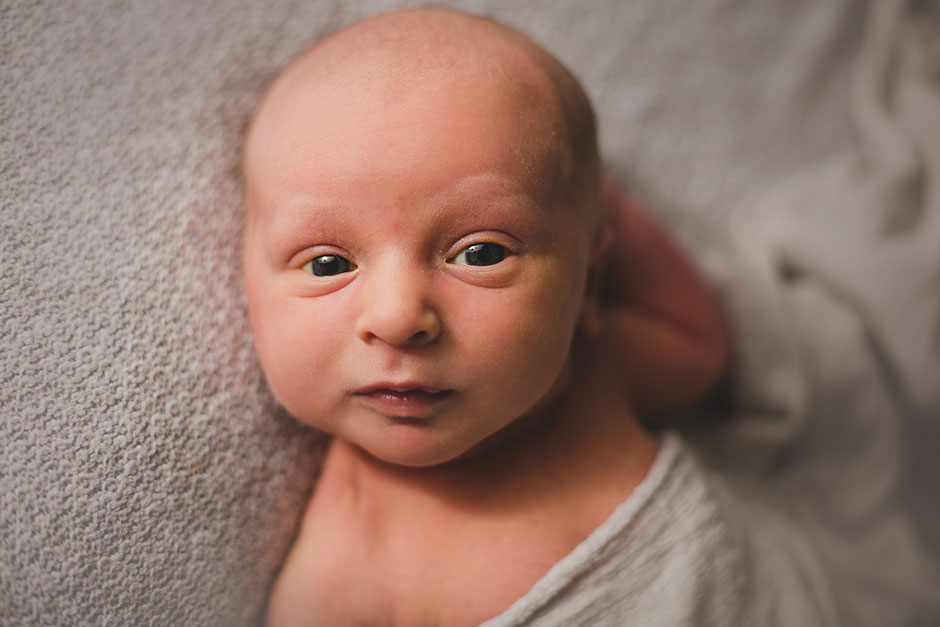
445, 174, 550, 213
262, 198, 347, 249
452, 195, 546, 228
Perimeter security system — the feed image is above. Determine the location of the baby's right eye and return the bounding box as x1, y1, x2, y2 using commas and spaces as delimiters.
302, 254, 357, 276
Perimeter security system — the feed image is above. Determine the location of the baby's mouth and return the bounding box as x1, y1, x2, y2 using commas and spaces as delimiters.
354, 386, 454, 418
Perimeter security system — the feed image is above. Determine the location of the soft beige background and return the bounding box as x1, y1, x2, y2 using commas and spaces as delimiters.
3, 0, 937, 624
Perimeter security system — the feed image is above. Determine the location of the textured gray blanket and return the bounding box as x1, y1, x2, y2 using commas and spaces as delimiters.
2, 0, 938, 624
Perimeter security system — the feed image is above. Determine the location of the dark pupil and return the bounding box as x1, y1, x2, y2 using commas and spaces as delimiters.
312, 255, 351, 276
464, 243, 505, 266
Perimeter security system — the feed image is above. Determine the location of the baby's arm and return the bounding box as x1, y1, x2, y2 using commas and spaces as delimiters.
598, 176, 730, 417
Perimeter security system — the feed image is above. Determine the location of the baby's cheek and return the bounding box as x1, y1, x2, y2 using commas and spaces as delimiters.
259, 299, 343, 415
531, 274, 585, 365
492, 282, 576, 384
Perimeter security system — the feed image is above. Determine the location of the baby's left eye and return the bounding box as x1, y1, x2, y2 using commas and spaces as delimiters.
448, 243, 507, 266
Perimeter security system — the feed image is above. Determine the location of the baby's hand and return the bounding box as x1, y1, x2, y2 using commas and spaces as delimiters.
595, 175, 730, 418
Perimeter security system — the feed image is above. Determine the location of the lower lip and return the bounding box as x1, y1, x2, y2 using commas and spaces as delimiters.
355, 389, 454, 418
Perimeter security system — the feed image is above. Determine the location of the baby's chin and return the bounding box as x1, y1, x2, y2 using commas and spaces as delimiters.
333, 407, 543, 469
348, 426, 488, 469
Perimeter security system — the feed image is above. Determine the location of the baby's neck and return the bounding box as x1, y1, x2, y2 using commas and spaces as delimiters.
311, 341, 658, 524
280, 342, 660, 626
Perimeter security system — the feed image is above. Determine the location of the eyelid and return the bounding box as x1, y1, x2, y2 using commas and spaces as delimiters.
288, 245, 355, 269
289, 247, 358, 296
445, 230, 522, 259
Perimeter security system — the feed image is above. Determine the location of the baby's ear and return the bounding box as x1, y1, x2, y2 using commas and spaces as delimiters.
577, 222, 613, 337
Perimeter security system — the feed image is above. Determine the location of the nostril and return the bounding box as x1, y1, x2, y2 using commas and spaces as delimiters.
409, 329, 430, 344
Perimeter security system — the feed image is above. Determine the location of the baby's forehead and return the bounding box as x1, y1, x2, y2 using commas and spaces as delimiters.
246, 9, 599, 225
258, 11, 572, 136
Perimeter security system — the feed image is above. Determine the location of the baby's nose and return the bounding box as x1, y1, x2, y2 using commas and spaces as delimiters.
355, 264, 441, 348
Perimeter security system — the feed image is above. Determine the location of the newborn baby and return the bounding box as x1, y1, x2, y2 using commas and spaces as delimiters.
243, 8, 728, 625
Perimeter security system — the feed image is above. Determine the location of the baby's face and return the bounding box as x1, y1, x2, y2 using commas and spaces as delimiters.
243, 46, 598, 466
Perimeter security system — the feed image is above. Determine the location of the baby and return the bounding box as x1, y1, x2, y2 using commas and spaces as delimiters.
242, 8, 728, 626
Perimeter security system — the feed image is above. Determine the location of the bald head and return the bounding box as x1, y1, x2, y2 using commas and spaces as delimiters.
245, 8, 600, 222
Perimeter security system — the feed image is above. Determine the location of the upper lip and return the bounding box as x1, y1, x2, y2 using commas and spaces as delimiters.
355, 383, 449, 394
